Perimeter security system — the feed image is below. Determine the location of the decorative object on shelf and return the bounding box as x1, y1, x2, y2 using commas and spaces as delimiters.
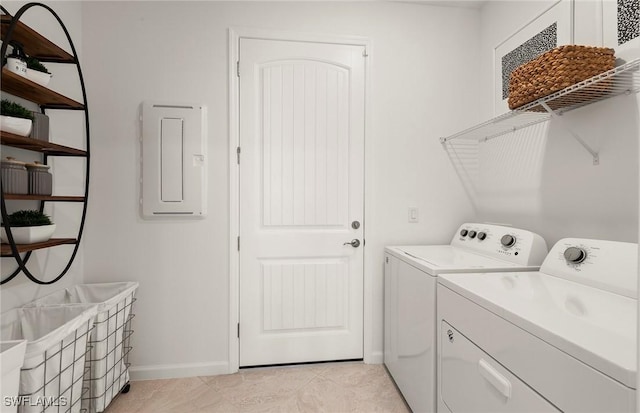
25, 161, 52, 195
4, 41, 27, 77
494, 0, 574, 115
29, 111, 49, 141
508, 45, 616, 109
603, 0, 640, 62
0, 99, 33, 136
24, 56, 51, 86
1, 157, 28, 194
1, 209, 56, 244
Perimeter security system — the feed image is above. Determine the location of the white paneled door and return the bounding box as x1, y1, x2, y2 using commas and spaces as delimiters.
238, 38, 366, 366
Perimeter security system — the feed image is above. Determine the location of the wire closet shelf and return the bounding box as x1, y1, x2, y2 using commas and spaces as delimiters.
440, 58, 640, 144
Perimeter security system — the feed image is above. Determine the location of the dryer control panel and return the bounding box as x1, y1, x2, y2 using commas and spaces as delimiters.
540, 238, 638, 299
451, 223, 548, 267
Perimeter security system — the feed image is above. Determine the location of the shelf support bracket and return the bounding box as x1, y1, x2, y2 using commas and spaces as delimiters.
540, 102, 599, 165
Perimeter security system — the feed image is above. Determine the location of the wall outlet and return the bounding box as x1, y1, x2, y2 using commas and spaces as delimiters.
408, 207, 419, 223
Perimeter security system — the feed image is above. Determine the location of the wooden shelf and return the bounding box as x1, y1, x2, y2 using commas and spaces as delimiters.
1, 6, 88, 283
1, 16, 75, 63
1, 131, 87, 156
3, 194, 85, 202
1, 68, 84, 109
1, 238, 77, 256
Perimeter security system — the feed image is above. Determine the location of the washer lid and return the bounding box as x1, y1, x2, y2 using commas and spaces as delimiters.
386, 245, 539, 275
438, 271, 637, 388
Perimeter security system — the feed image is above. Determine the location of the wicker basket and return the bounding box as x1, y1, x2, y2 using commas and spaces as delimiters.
508, 45, 615, 110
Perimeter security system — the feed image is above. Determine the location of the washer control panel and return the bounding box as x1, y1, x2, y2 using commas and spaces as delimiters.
540, 238, 638, 298
451, 223, 548, 266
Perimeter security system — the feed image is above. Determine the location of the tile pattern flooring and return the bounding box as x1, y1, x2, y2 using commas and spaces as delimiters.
106, 362, 410, 412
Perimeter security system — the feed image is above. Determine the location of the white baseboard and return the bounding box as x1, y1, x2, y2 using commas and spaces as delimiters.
365, 351, 384, 364
129, 361, 230, 381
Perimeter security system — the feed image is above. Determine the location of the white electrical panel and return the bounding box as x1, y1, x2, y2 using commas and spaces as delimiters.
141, 102, 207, 218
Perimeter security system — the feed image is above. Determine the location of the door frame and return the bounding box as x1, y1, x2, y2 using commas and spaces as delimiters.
228, 27, 372, 373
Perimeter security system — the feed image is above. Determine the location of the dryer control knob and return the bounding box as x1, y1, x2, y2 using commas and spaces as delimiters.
564, 247, 587, 264
501, 234, 516, 248
460, 229, 468, 237
468, 231, 477, 239
477, 232, 487, 241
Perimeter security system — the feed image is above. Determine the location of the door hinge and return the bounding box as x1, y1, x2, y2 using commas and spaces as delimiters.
237, 61, 240, 77
363, 48, 368, 58
385, 256, 389, 264
237, 323, 240, 338
236, 146, 241, 164
237, 236, 240, 251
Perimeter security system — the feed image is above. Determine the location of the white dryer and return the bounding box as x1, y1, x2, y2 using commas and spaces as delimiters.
437, 238, 637, 412
384, 223, 547, 412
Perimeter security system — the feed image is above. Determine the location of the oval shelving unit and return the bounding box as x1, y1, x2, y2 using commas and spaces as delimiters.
0, 3, 90, 285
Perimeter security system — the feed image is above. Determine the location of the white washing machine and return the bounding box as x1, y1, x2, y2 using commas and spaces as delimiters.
384, 223, 548, 412
437, 238, 638, 412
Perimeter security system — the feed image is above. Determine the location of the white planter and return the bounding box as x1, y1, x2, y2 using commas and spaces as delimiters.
5, 58, 27, 77
1, 224, 56, 244
0, 115, 33, 137
25, 68, 52, 87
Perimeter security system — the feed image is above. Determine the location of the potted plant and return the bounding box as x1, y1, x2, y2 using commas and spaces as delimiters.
0, 100, 33, 137
1, 210, 56, 244
25, 57, 52, 87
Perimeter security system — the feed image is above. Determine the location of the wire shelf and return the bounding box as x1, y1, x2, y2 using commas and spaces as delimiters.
441, 57, 640, 143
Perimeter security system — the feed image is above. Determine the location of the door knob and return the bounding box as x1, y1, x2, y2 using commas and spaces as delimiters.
343, 239, 360, 248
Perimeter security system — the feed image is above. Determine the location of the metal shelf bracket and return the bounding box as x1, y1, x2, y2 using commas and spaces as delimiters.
540, 102, 599, 165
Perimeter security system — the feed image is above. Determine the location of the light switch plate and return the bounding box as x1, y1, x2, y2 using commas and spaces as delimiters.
408, 207, 419, 223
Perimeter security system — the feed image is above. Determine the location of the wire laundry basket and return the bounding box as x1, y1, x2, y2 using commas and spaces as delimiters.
82, 291, 135, 412
1, 304, 99, 413
23, 282, 139, 413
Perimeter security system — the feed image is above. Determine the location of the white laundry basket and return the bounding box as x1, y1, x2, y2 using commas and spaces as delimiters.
25, 283, 138, 413
1, 340, 27, 413
0, 304, 98, 413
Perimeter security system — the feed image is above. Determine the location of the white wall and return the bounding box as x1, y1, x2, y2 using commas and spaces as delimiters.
1, 1, 85, 312
475, 0, 639, 247
80, 1, 478, 378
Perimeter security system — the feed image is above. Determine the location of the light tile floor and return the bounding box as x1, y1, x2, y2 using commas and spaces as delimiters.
106, 362, 410, 413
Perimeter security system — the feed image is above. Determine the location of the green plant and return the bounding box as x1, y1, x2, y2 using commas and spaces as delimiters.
1, 100, 33, 120
26, 57, 50, 74
2, 210, 53, 227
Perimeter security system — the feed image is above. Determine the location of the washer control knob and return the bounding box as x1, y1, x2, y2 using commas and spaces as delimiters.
477, 232, 487, 241
468, 230, 477, 239
460, 229, 468, 237
564, 247, 587, 264
501, 234, 516, 248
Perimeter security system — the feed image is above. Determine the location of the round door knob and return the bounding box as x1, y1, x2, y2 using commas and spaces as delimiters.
343, 239, 360, 248
501, 234, 516, 248
564, 247, 587, 264
477, 232, 487, 241
468, 230, 477, 239
460, 229, 468, 237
